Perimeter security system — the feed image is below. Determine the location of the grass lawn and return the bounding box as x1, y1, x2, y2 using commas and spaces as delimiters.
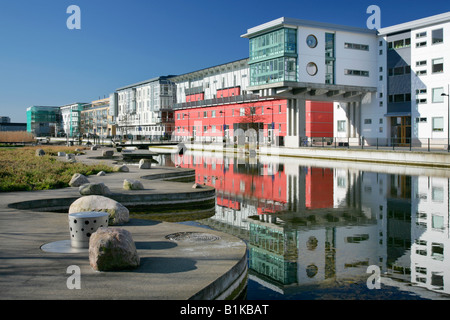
0, 146, 114, 192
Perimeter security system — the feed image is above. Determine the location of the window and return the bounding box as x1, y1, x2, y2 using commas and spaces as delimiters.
416, 98, 427, 104
432, 215, 445, 230
416, 41, 427, 48
203, 111, 208, 118
416, 60, 427, 66
211, 110, 216, 118
432, 28, 443, 44
240, 108, 245, 116
431, 243, 444, 261
416, 89, 427, 95
364, 119, 372, 124
432, 58, 444, 73
344, 69, 369, 77
432, 117, 444, 132
416, 117, 427, 123
394, 94, 405, 103
394, 67, 404, 76
416, 31, 427, 38
337, 120, 346, 132
432, 87, 445, 103
417, 70, 427, 76
344, 42, 369, 51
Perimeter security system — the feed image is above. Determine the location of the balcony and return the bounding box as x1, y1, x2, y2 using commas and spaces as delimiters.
173, 94, 261, 110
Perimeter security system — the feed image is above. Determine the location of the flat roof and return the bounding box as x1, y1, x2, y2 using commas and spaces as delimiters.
378, 11, 450, 36
170, 58, 249, 82
241, 17, 377, 38
116, 75, 176, 91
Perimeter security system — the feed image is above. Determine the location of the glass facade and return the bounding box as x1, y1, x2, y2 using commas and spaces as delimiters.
249, 28, 297, 86
250, 57, 297, 86
325, 33, 335, 84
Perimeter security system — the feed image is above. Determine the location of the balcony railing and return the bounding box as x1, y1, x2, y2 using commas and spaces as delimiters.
173, 94, 261, 110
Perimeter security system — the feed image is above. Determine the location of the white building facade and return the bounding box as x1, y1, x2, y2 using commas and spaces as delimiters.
241, 17, 379, 148
60, 102, 86, 138
334, 12, 450, 147
115, 76, 176, 140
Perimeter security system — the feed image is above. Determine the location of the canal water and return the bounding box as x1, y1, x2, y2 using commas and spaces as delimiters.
155, 149, 450, 300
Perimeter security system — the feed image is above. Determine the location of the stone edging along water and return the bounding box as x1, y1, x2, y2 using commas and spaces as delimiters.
151, 144, 450, 168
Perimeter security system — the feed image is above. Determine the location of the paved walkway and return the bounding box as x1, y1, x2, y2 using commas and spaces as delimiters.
0, 147, 247, 300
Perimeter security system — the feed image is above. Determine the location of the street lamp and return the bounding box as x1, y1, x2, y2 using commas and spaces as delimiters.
441, 84, 450, 150
219, 110, 225, 144
267, 107, 274, 144
183, 112, 190, 142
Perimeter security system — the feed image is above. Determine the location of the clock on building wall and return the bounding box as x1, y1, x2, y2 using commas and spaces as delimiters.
306, 62, 318, 76
306, 34, 317, 48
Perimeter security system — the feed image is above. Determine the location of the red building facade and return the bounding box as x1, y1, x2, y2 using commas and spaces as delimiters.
173, 94, 289, 144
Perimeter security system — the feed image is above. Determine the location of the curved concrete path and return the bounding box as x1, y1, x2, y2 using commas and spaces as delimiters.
0, 147, 248, 300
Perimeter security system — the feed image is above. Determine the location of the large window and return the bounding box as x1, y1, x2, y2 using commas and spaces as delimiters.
249, 28, 297, 63
249, 28, 298, 86
432, 28, 444, 44
432, 58, 444, 73
432, 87, 445, 103
337, 120, 346, 132
249, 57, 297, 86
325, 33, 335, 84
432, 117, 444, 132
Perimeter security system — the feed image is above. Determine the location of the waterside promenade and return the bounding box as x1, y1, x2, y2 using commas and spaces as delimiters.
0, 148, 248, 300
151, 142, 450, 169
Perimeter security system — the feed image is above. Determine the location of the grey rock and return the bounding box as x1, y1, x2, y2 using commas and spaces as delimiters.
79, 182, 111, 196
69, 173, 89, 187
192, 183, 203, 189
123, 179, 144, 190
57, 151, 66, 157
138, 158, 152, 169
89, 227, 140, 271
68, 195, 129, 225
66, 153, 76, 160
35, 149, 45, 156
113, 165, 129, 172
102, 150, 114, 157
97, 171, 106, 176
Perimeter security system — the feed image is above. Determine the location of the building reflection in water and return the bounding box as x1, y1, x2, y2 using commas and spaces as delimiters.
171, 151, 450, 297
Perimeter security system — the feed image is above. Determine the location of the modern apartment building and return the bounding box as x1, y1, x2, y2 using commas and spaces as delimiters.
241, 17, 379, 148
80, 97, 116, 139
172, 58, 289, 145
115, 76, 176, 140
335, 12, 450, 147
26, 106, 62, 137
60, 103, 87, 138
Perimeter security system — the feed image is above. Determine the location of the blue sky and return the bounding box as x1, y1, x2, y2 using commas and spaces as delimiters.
0, 0, 449, 123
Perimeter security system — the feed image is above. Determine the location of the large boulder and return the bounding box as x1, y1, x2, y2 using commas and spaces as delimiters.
113, 165, 129, 172
123, 179, 144, 190
79, 182, 111, 196
68, 195, 129, 225
69, 173, 89, 187
138, 158, 152, 169
102, 150, 114, 157
89, 227, 140, 271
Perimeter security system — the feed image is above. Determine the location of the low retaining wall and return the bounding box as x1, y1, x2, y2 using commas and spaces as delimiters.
152, 143, 450, 168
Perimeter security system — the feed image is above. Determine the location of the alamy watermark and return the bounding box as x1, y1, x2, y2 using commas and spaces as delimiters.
366, 5, 381, 30
366, 265, 381, 289
66, 265, 81, 289
66, 5, 81, 30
